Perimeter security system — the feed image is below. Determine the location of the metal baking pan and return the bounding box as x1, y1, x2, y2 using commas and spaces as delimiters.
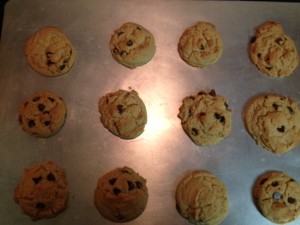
1, 0, 300, 224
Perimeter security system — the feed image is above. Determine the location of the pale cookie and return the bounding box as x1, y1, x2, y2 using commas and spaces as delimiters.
24, 26, 76, 76
14, 161, 69, 221
94, 166, 148, 223
178, 21, 223, 68
244, 94, 300, 154
98, 89, 147, 139
249, 21, 299, 77
178, 89, 232, 146
110, 22, 156, 68
253, 171, 300, 224
176, 170, 229, 225
18, 91, 67, 138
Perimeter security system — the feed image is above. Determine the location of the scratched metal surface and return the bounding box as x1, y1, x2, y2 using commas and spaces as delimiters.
0, 1, 300, 225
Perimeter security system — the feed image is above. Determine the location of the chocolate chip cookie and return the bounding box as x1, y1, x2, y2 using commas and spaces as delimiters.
110, 22, 156, 68
249, 21, 299, 77
178, 21, 223, 68
14, 161, 69, 221
94, 166, 148, 223
253, 171, 300, 224
244, 94, 300, 154
24, 26, 76, 77
178, 89, 232, 146
98, 89, 147, 139
176, 170, 229, 225
18, 91, 67, 138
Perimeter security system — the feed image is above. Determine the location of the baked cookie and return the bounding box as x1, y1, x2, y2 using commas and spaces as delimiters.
249, 21, 299, 77
176, 170, 229, 225
18, 91, 67, 138
178, 89, 232, 146
253, 171, 300, 224
94, 166, 148, 223
244, 94, 300, 154
110, 22, 156, 68
24, 26, 76, 76
14, 161, 69, 221
178, 21, 223, 68
98, 89, 147, 139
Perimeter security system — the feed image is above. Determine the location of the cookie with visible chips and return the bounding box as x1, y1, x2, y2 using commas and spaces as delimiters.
110, 22, 156, 68
24, 26, 76, 77
175, 170, 229, 225
98, 89, 147, 139
14, 161, 69, 221
244, 94, 300, 154
249, 21, 299, 77
18, 91, 67, 138
94, 166, 148, 223
178, 21, 224, 68
253, 171, 300, 224
178, 89, 232, 146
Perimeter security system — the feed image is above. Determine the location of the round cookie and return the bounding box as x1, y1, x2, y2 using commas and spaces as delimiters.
24, 26, 76, 77
249, 21, 299, 77
178, 89, 232, 146
98, 89, 147, 139
244, 94, 300, 154
14, 161, 69, 221
178, 21, 223, 68
94, 166, 148, 223
253, 171, 300, 224
18, 91, 67, 138
175, 170, 229, 225
109, 22, 156, 69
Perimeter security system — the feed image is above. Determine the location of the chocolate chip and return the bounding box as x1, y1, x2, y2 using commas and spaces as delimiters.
273, 192, 282, 200
272, 103, 279, 111
32, 97, 40, 102
38, 104, 45, 111
288, 197, 296, 204
135, 181, 142, 189
271, 181, 279, 187
127, 181, 134, 190
198, 91, 206, 96
275, 37, 284, 45
266, 66, 272, 70
47, 97, 55, 102
191, 128, 199, 136
109, 178, 117, 185
127, 40, 133, 46
113, 47, 119, 54
36, 202, 46, 209
118, 31, 124, 37
117, 104, 124, 113
287, 106, 294, 114
60, 64, 66, 71
46, 52, 53, 58
28, 120, 35, 128
199, 112, 206, 117
113, 188, 121, 196
120, 51, 127, 57
209, 89, 216, 97
224, 102, 229, 109
136, 26, 141, 30
250, 36, 257, 44
44, 121, 51, 126
47, 60, 54, 66
260, 178, 268, 185
257, 53, 261, 58
32, 176, 42, 184
47, 173, 55, 181
277, 126, 285, 133
214, 113, 225, 122
199, 44, 205, 50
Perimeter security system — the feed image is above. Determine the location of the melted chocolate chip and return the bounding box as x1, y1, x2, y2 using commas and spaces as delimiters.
277, 126, 285, 133
288, 197, 296, 204
38, 104, 45, 111
272, 103, 279, 111
191, 128, 199, 136
36, 202, 46, 209
135, 181, 142, 189
271, 181, 279, 187
32, 176, 42, 184
128, 181, 135, 190
47, 173, 55, 181
109, 178, 117, 185
127, 40, 133, 46
28, 120, 35, 128
117, 104, 124, 113
209, 89, 216, 97
113, 188, 121, 196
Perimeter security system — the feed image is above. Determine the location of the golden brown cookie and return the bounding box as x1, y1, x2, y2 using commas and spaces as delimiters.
18, 91, 67, 138
253, 171, 300, 224
178, 21, 223, 68
175, 170, 229, 225
178, 89, 232, 146
244, 94, 300, 154
14, 161, 69, 221
24, 26, 76, 77
110, 22, 156, 69
94, 166, 148, 223
98, 89, 147, 139
249, 21, 299, 77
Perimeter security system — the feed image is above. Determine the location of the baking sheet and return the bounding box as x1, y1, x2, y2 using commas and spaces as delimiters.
1, 0, 300, 224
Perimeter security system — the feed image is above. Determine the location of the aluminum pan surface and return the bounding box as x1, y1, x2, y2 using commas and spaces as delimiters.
1, 0, 300, 224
